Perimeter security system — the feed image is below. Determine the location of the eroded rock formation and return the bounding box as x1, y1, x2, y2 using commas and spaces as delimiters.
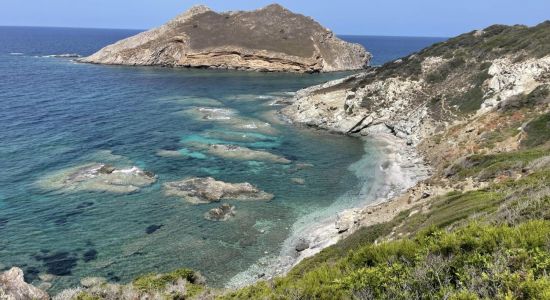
80, 4, 370, 73
0, 267, 49, 300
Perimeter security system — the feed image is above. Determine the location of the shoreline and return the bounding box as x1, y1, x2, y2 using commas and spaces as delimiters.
226, 132, 431, 289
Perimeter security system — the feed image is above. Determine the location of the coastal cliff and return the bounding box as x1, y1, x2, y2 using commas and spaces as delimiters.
79, 4, 371, 73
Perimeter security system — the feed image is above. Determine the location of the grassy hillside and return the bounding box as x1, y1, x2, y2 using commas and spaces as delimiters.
219, 157, 550, 299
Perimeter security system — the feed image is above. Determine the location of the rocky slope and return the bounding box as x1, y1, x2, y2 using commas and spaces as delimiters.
215, 21, 550, 299
80, 4, 371, 73
278, 21, 550, 251
283, 22, 550, 146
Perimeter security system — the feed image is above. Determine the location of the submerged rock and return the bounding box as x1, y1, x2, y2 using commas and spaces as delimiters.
181, 107, 277, 135
164, 177, 273, 204
156, 148, 207, 159
0, 267, 50, 300
145, 224, 164, 234
206, 144, 291, 164
79, 4, 370, 73
203, 130, 278, 144
291, 178, 305, 185
80, 277, 107, 288
189, 107, 237, 120
156, 149, 184, 158
38, 163, 156, 194
295, 239, 310, 252
157, 95, 223, 107
205, 203, 236, 221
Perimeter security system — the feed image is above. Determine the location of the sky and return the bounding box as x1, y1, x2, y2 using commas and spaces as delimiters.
0, 0, 548, 37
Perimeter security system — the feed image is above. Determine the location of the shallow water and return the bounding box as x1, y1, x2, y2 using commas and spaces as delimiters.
0, 27, 442, 293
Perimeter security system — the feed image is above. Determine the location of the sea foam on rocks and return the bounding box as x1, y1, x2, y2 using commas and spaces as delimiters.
37, 163, 156, 194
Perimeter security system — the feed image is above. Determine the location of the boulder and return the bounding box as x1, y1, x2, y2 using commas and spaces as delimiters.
335, 210, 360, 233
205, 204, 236, 221
0, 267, 50, 300
295, 239, 310, 252
291, 178, 305, 185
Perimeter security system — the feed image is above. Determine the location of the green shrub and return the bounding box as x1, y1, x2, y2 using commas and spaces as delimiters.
74, 292, 101, 300
219, 220, 550, 300
447, 149, 548, 180
133, 268, 197, 292
522, 113, 550, 148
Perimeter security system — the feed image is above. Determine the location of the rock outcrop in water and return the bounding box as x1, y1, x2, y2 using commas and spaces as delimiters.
79, 4, 370, 73
0, 267, 49, 300
206, 144, 291, 164
205, 203, 236, 221
38, 163, 157, 194
164, 177, 273, 204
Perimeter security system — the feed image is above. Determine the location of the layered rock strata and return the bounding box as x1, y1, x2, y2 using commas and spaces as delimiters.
79, 4, 371, 73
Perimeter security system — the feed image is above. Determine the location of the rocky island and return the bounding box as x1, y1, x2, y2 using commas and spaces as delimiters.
79, 4, 371, 73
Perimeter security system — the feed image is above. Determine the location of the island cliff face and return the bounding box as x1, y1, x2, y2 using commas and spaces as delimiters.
80, 4, 371, 73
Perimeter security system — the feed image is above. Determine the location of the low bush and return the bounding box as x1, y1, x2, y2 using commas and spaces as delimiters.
219, 221, 550, 300
132, 268, 197, 292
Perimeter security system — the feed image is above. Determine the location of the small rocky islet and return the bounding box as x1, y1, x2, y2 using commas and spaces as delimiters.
78, 4, 371, 73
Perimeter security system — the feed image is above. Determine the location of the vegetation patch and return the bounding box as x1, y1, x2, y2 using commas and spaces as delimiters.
426, 57, 466, 83
446, 68, 492, 115
446, 148, 548, 180
522, 113, 550, 149
74, 292, 101, 300
132, 268, 197, 292
219, 220, 550, 300
500, 84, 550, 111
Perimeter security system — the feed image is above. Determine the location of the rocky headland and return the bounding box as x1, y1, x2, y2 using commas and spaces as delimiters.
79, 4, 371, 73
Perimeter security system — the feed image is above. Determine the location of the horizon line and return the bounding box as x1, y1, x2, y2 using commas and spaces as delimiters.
0, 24, 451, 39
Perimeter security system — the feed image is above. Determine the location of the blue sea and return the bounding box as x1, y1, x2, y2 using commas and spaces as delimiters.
0, 26, 445, 293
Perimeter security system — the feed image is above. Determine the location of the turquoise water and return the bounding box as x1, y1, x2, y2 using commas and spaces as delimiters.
0, 27, 443, 293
